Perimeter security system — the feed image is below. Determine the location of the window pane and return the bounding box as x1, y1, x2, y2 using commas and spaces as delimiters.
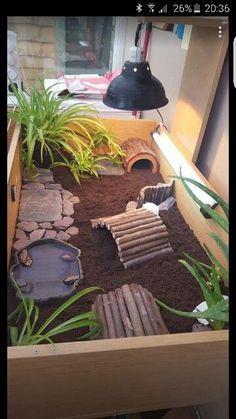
7, 16, 115, 90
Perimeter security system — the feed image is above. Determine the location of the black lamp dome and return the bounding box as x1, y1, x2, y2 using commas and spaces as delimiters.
103, 61, 168, 111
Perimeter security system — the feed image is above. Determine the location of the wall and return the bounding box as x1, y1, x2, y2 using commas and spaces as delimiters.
123, 18, 187, 129
196, 54, 229, 202
7, 16, 57, 88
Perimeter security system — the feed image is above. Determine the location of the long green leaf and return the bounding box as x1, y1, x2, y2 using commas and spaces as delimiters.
155, 298, 228, 322
37, 287, 102, 335
172, 173, 229, 219
9, 326, 18, 346
174, 171, 228, 233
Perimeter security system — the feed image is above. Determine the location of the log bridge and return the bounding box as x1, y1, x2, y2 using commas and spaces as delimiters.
136, 180, 175, 208
91, 208, 173, 269
91, 283, 169, 339
121, 138, 159, 174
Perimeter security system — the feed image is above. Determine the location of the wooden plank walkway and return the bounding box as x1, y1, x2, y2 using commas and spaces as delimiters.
92, 283, 169, 338
91, 209, 173, 269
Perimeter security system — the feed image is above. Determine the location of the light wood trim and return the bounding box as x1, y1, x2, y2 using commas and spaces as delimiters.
151, 132, 228, 268
7, 133, 22, 267
7, 122, 21, 183
8, 331, 228, 419
171, 25, 228, 163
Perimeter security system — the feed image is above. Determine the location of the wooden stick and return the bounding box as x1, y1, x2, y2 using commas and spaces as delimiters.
138, 286, 163, 335
111, 215, 161, 234
115, 288, 134, 337
121, 285, 145, 336
123, 247, 173, 269
147, 291, 170, 334
118, 237, 170, 258
117, 231, 169, 252
129, 283, 155, 336
102, 294, 117, 339
108, 291, 126, 338
107, 212, 156, 229
121, 243, 171, 262
90, 208, 147, 228
95, 295, 109, 339
113, 220, 163, 238
116, 224, 167, 245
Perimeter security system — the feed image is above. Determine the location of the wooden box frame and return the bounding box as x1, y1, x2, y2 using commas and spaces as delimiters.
7, 119, 228, 419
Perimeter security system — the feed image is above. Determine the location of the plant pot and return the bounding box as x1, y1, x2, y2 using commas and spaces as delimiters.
193, 295, 229, 326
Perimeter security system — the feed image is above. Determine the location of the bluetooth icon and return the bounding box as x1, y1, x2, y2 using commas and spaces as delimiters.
136, 3, 143, 13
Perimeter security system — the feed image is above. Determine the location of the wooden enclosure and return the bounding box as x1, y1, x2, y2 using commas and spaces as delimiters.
8, 118, 228, 419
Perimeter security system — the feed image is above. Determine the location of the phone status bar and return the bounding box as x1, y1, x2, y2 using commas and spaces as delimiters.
135, 3, 230, 15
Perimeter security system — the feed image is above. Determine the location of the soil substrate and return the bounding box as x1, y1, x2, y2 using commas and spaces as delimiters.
8, 167, 225, 344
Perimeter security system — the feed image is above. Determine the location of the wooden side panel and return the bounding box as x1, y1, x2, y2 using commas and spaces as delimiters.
152, 139, 228, 268
171, 25, 228, 163
7, 139, 22, 267
8, 331, 228, 419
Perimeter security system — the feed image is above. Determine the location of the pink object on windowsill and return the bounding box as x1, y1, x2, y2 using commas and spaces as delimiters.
56, 69, 121, 95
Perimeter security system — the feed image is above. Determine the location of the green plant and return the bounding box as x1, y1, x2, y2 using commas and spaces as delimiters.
155, 171, 229, 330
8, 280, 103, 346
8, 77, 125, 181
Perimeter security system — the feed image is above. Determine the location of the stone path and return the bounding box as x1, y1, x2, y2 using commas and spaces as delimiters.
13, 169, 80, 250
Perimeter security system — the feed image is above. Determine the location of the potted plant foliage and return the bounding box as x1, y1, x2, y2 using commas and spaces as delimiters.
8, 79, 126, 183
155, 171, 229, 331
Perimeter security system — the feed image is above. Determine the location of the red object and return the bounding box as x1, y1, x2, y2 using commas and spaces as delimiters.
143, 22, 152, 61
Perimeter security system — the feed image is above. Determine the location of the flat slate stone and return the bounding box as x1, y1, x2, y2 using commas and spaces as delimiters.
69, 196, 80, 204
17, 221, 38, 232
44, 230, 57, 239
13, 238, 31, 250
15, 229, 28, 239
39, 222, 53, 229
23, 169, 54, 184
29, 229, 46, 241
97, 158, 125, 176
18, 189, 62, 222
57, 231, 70, 241
45, 183, 62, 190
61, 190, 73, 200
22, 182, 45, 190
65, 226, 79, 235
53, 217, 74, 229
62, 201, 74, 216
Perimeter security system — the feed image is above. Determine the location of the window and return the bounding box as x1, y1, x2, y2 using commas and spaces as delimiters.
7, 16, 127, 89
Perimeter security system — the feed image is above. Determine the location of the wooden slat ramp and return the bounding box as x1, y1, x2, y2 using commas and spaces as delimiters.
92, 283, 169, 338
137, 180, 175, 208
91, 208, 173, 269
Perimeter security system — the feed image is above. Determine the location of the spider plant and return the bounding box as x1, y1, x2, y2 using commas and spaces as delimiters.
51, 141, 106, 183
155, 171, 229, 330
8, 77, 125, 179
8, 279, 103, 346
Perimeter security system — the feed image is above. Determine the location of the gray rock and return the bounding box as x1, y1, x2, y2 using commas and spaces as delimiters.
39, 222, 53, 229
18, 189, 62, 222
44, 230, 57, 239
97, 158, 125, 176
53, 217, 74, 230
69, 196, 80, 204
22, 182, 45, 190
21, 282, 34, 294
63, 274, 79, 285
62, 201, 74, 216
29, 229, 46, 241
57, 231, 70, 241
16, 279, 28, 288
126, 201, 137, 212
60, 253, 76, 262
65, 226, 79, 236
15, 229, 27, 239
45, 183, 62, 190
17, 221, 38, 232
61, 190, 73, 200
13, 238, 31, 250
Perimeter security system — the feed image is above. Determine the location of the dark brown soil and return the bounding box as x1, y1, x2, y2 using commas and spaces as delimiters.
8, 167, 220, 344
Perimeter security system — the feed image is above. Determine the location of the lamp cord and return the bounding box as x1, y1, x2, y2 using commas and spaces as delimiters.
135, 23, 144, 47
156, 108, 168, 131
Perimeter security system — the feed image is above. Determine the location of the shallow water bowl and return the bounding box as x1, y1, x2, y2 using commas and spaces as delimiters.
9, 239, 84, 302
